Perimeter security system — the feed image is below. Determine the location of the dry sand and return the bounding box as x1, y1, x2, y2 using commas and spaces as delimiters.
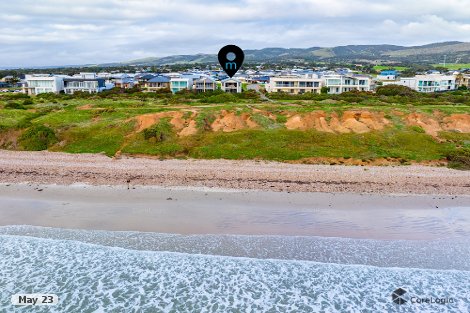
0, 150, 469, 195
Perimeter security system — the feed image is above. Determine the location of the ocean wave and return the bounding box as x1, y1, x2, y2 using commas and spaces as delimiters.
0, 225, 469, 271
0, 234, 469, 312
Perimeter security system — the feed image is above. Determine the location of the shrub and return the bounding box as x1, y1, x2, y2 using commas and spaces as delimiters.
19, 125, 58, 150
4, 101, 25, 109
195, 112, 216, 131
0, 93, 29, 100
202, 93, 238, 103
276, 114, 287, 123
22, 99, 34, 105
376, 85, 416, 97
447, 148, 470, 170
143, 118, 173, 142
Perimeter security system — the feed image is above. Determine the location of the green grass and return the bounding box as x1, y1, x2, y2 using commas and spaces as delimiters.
186, 128, 450, 161
432, 63, 470, 70
0, 110, 38, 128
373, 65, 408, 71
1, 93, 469, 166
55, 121, 135, 156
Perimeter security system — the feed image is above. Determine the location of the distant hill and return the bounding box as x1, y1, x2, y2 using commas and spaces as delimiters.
100, 41, 470, 66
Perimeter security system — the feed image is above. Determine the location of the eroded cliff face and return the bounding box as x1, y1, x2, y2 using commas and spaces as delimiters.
130, 109, 470, 137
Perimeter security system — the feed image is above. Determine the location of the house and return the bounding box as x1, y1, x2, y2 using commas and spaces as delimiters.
63, 77, 106, 94
221, 78, 241, 93
383, 74, 456, 92
24, 74, 64, 95
266, 75, 322, 94
111, 74, 134, 89
135, 74, 156, 85
194, 77, 216, 93
376, 70, 398, 81
322, 74, 371, 94
0, 75, 15, 83
142, 76, 170, 92
170, 77, 193, 93
455, 73, 470, 89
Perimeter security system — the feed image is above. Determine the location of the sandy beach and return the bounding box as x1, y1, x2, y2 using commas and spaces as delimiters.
0, 150, 469, 194
1, 183, 470, 240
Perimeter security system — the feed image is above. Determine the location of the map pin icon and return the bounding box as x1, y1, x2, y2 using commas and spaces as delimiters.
218, 45, 244, 78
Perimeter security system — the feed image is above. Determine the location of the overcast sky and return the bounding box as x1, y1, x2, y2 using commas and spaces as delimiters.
1, 0, 470, 67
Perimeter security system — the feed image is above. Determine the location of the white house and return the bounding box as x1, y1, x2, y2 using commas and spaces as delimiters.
170, 77, 194, 93
266, 75, 322, 94
24, 74, 64, 95
221, 78, 242, 93
322, 74, 372, 94
383, 74, 456, 92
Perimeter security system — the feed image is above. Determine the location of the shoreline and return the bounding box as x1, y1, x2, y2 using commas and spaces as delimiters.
0, 150, 469, 194
1, 183, 469, 240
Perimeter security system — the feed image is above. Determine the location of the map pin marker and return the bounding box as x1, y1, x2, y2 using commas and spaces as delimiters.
218, 45, 244, 78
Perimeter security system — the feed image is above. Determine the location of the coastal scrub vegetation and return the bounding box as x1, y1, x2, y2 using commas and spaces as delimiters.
0, 88, 469, 168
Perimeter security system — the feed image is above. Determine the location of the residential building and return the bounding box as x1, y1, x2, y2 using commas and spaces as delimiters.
24, 74, 64, 95
221, 78, 242, 93
383, 74, 456, 92
194, 77, 216, 93
170, 77, 193, 93
142, 76, 170, 92
135, 74, 156, 85
322, 74, 371, 94
376, 70, 398, 81
63, 77, 106, 94
111, 74, 134, 89
455, 73, 470, 89
266, 75, 321, 94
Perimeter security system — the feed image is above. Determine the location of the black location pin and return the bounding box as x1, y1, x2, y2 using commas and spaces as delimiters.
218, 45, 244, 78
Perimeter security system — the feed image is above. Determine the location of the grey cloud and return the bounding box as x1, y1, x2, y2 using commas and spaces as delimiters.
1, 0, 470, 67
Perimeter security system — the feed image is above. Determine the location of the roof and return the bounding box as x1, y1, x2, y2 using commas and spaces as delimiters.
380, 70, 397, 75
138, 74, 156, 81
63, 77, 105, 82
222, 78, 241, 83
147, 76, 170, 83
195, 77, 215, 83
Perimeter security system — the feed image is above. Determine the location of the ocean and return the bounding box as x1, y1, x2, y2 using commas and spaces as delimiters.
0, 226, 469, 312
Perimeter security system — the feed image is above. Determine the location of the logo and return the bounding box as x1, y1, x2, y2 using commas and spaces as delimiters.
392, 288, 407, 305
218, 45, 244, 78
225, 62, 237, 70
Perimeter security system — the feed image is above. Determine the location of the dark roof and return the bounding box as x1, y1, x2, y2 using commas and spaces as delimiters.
63, 77, 105, 82
138, 74, 156, 81
147, 76, 170, 83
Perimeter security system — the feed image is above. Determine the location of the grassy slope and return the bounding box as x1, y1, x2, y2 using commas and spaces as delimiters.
0, 94, 469, 166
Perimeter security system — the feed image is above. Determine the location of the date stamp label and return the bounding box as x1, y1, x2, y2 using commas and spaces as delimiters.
11, 294, 58, 306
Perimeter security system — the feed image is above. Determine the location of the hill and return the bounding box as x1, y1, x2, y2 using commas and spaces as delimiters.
103, 41, 470, 66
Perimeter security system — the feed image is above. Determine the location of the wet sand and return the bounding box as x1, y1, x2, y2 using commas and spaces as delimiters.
1, 183, 469, 240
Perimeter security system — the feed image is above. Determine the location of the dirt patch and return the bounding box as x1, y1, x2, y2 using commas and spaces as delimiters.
179, 120, 198, 137
133, 112, 176, 132
77, 104, 93, 110
442, 114, 470, 133
211, 110, 259, 132
285, 110, 390, 133
405, 113, 442, 136
0, 129, 22, 149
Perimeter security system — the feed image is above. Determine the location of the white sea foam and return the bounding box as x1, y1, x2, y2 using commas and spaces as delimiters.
0, 235, 469, 313
1, 225, 469, 271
